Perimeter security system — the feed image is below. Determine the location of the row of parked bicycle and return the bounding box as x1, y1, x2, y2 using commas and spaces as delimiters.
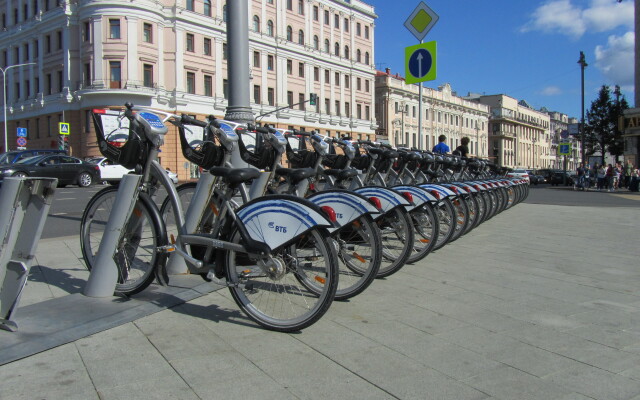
79, 103, 529, 332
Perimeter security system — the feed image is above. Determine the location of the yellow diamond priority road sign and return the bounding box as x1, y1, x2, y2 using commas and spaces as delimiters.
404, 2, 439, 42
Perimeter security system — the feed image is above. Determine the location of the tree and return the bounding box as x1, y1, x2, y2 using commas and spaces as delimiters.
583, 85, 629, 165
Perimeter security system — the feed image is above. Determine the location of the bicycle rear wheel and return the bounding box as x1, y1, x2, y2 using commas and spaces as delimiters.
406, 203, 439, 264
222, 227, 338, 332
80, 186, 166, 295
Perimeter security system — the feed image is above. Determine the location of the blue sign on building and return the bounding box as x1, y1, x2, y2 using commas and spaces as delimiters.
17, 127, 27, 137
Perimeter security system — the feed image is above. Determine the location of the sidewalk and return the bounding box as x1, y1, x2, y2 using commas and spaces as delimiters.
1, 202, 640, 400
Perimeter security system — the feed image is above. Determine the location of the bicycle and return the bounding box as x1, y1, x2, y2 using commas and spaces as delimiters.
80, 103, 339, 332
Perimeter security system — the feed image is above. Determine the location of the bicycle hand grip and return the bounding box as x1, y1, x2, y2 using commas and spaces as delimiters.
181, 115, 207, 128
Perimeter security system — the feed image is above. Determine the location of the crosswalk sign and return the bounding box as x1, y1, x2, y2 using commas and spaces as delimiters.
59, 122, 70, 135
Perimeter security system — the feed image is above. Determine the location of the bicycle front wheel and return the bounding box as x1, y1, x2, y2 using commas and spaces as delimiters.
80, 186, 165, 295
222, 227, 338, 332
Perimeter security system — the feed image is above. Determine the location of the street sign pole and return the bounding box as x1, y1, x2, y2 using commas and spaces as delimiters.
418, 39, 423, 149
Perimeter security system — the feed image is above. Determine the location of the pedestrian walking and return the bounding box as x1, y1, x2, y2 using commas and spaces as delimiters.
624, 160, 633, 189
606, 164, 615, 192
614, 163, 622, 190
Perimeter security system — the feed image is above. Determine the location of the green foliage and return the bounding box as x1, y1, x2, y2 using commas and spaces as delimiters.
583, 85, 629, 163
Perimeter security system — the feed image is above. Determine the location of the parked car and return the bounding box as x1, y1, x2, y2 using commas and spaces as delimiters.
526, 170, 546, 185
549, 171, 574, 186
0, 149, 66, 165
506, 168, 530, 183
86, 157, 133, 185
0, 154, 100, 187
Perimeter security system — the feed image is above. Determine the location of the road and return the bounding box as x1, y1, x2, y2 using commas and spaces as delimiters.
41, 182, 639, 240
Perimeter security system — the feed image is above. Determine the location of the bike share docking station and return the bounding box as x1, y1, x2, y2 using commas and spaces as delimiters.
0, 177, 57, 332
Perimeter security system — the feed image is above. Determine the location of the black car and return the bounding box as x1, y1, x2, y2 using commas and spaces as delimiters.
0, 154, 101, 187
0, 149, 67, 165
549, 171, 574, 186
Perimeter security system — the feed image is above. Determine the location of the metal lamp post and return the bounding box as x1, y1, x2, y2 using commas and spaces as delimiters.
1, 62, 36, 152
577, 51, 588, 164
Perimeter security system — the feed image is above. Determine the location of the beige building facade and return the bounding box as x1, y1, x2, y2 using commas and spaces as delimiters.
547, 110, 581, 170
375, 69, 490, 156
477, 94, 552, 169
0, 0, 377, 180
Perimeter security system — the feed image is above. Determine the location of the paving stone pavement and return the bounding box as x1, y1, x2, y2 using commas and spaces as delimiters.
1, 201, 640, 400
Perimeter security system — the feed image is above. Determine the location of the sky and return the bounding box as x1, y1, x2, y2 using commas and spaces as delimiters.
365, 0, 635, 119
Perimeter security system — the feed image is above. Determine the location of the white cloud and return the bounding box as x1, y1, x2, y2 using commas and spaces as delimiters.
522, 0, 633, 38
594, 31, 635, 87
540, 86, 563, 96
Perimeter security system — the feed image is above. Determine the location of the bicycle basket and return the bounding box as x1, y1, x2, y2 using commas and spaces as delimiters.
285, 136, 318, 169
92, 109, 147, 170
238, 129, 276, 169
178, 123, 224, 169
322, 154, 349, 169
351, 149, 371, 170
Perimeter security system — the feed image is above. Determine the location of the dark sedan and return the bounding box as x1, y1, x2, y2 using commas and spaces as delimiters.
549, 171, 574, 186
0, 154, 101, 187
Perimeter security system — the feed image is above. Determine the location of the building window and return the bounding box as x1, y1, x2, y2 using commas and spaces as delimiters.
334, 42, 339, 56
324, 10, 329, 25
365, 26, 369, 39
83, 21, 91, 42
186, 0, 194, 11
313, 35, 319, 50
57, 30, 62, 50
109, 19, 120, 39
204, 74, 212, 96
344, 45, 349, 59
143, 23, 152, 43
313, 6, 318, 21
287, 59, 292, 74
23, 43, 29, 62
298, 30, 304, 45
298, 0, 304, 14
186, 33, 194, 52
57, 70, 63, 92
356, 22, 361, 36
286, 0, 292, 11
325, 99, 330, 114
33, 40, 38, 58
356, 77, 361, 90
324, 69, 329, 83
364, 52, 370, 65
357, 104, 361, 119
335, 100, 340, 116
365, 106, 370, 120
143, 64, 153, 87
186, 72, 195, 94
109, 61, 121, 88
253, 51, 260, 68
324, 39, 330, 53
223, 79, 228, 99
24, 79, 30, 97
253, 15, 260, 32
365, 80, 370, 92
84, 63, 91, 87
45, 73, 52, 94
345, 102, 350, 118
345, 75, 349, 88
356, 49, 361, 63
287, 91, 293, 107
45, 35, 51, 53
204, 38, 211, 55
267, 20, 274, 36
268, 87, 274, 106
204, 0, 211, 16
223, 4, 227, 21
314, 67, 319, 81
299, 93, 305, 110
253, 85, 261, 104
298, 62, 304, 78
344, 18, 349, 32
334, 14, 339, 28
223, 43, 227, 60
267, 55, 274, 71
286, 26, 292, 41
335, 72, 339, 86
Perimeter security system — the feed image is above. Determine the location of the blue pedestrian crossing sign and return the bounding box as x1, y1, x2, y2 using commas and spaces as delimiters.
405, 41, 437, 84
558, 142, 572, 156
59, 122, 70, 135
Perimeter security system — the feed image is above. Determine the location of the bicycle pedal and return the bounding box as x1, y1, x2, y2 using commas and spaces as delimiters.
205, 270, 227, 286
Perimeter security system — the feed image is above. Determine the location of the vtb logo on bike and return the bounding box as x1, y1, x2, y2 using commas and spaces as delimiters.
268, 221, 287, 233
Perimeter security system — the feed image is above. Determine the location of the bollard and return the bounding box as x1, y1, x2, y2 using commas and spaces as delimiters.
84, 174, 142, 297
0, 177, 57, 332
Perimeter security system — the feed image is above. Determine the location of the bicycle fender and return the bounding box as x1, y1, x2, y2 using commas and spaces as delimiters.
306, 189, 380, 230
236, 196, 333, 250
391, 185, 439, 211
354, 186, 410, 220
448, 182, 477, 194
418, 184, 457, 199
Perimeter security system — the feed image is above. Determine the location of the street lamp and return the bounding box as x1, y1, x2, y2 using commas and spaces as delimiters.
577, 51, 588, 164
1, 62, 37, 152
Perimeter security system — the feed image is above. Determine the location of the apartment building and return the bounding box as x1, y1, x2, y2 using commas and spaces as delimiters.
475, 94, 552, 169
0, 0, 377, 180
546, 110, 580, 170
375, 69, 490, 156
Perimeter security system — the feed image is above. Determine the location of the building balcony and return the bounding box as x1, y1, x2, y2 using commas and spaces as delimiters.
75, 80, 159, 95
